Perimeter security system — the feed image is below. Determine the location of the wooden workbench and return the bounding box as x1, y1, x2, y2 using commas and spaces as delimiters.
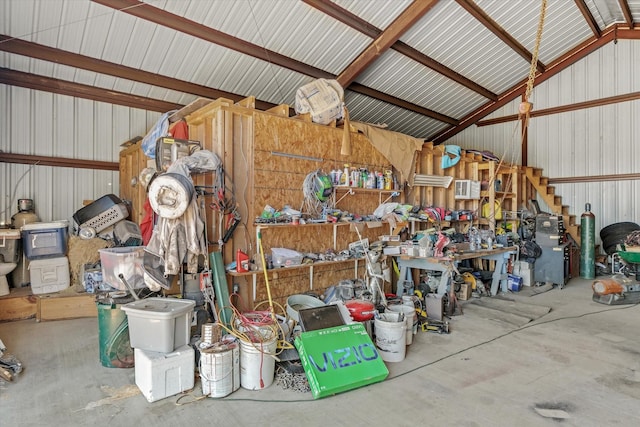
395, 246, 518, 297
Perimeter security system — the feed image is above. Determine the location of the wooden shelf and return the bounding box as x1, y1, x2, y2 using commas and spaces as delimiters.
334, 187, 401, 194
226, 257, 364, 277
333, 186, 402, 207
227, 258, 366, 301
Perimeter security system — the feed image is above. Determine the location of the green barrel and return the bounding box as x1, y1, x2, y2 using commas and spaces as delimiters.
97, 296, 135, 368
580, 203, 596, 279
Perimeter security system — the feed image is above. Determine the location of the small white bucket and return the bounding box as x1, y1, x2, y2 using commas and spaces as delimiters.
388, 304, 417, 345
239, 335, 278, 390
199, 342, 240, 398
374, 312, 406, 363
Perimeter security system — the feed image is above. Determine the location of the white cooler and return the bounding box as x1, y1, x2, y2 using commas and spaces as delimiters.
134, 345, 195, 403
29, 256, 70, 294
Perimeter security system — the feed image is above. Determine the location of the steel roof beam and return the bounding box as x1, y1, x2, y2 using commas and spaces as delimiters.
574, 0, 602, 37
618, 0, 634, 28
0, 35, 278, 111
456, 0, 546, 74
303, 0, 497, 101
0, 67, 181, 112
93, 0, 455, 123
431, 25, 640, 143
336, 0, 438, 87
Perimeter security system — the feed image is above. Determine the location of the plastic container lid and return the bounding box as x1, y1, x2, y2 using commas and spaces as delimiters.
22, 221, 69, 231
121, 297, 195, 320
0, 229, 21, 239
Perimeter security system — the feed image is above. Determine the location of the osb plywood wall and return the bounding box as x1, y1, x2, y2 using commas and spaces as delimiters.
180, 98, 524, 310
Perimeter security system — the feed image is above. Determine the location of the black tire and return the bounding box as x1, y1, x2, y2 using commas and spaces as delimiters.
600, 222, 640, 255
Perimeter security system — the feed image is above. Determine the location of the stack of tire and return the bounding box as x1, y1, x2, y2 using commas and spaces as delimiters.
600, 222, 640, 255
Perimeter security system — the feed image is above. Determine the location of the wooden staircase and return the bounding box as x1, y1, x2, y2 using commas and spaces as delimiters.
523, 167, 581, 245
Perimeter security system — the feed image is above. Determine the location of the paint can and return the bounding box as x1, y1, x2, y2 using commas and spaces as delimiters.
374, 312, 406, 362
199, 341, 240, 398
239, 332, 278, 390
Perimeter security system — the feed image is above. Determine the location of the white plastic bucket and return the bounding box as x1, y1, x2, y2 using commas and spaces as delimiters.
239, 336, 278, 390
374, 312, 406, 362
200, 342, 240, 398
388, 304, 417, 345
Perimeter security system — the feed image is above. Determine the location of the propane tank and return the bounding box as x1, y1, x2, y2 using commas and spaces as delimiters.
580, 203, 595, 279
11, 199, 40, 287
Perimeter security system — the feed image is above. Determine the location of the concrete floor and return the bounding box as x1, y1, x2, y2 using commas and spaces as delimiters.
1, 276, 640, 427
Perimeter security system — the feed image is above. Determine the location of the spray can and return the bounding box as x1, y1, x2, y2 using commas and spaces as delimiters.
580, 203, 595, 279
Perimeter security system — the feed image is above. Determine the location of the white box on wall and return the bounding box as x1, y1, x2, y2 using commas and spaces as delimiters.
454, 180, 481, 200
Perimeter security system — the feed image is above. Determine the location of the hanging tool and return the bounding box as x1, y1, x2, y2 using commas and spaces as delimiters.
222, 209, 241, 244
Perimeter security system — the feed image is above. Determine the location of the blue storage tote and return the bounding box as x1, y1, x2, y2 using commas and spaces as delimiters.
21, 221, 69, 260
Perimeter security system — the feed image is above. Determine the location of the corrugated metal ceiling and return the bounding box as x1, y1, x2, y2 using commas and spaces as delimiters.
1, 0, 639, 143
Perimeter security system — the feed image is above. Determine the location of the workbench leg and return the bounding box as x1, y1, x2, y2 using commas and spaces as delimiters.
396, 265, 414, 297
490, 254, 509, 296
437, 270, 451, 296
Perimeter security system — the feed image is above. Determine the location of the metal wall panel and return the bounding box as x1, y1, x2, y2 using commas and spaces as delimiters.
445, 41, 640, 243
0, 87, 158, 225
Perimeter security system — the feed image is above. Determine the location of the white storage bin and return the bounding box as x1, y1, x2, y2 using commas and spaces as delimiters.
134, 345, 195, 403
121, 298, 195, 353
98, 246, 145, 290
29, 256, 70, 294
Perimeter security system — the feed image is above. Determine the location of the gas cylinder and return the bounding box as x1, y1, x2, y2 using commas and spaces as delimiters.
580, 203, 595, 279
11, 199, 40, 287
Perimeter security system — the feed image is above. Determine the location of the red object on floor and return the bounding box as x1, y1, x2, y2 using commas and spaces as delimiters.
344, 299, 376, 321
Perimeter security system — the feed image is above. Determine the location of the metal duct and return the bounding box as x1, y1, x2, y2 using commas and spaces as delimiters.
412, 174, 453, 188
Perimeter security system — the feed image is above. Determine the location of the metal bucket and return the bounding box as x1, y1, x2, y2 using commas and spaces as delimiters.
199, 342, 240, 398
97, 296, 135, 368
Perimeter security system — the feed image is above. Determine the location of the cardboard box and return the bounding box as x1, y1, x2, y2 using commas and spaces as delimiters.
294, 323, 388, 399
383, 246, 401, 255
457, 283, 472, 300
513, 261, 533, 286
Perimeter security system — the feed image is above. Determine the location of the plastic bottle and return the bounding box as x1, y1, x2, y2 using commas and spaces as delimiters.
384, 170, 392, 190
341, 164, 349, 186
367, 171, 375, 189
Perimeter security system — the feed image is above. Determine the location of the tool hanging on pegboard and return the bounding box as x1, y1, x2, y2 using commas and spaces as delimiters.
194, 164, 240, 248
